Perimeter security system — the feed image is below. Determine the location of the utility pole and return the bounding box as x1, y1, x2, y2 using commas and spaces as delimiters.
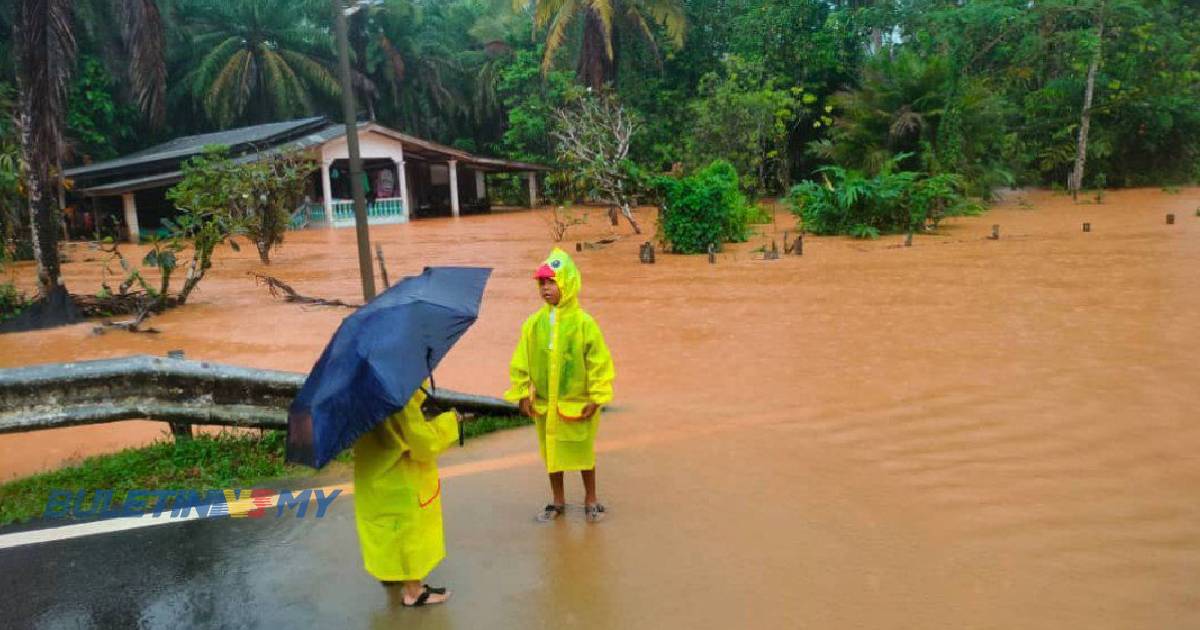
332, 0, 376, 301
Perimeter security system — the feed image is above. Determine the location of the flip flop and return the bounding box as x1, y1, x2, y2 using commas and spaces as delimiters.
536, 503, 565, 523
402, 584, 450, 607
584, 503, 606, 523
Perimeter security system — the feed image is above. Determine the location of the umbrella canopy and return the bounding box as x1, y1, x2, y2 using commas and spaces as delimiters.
286, 266, 492, 468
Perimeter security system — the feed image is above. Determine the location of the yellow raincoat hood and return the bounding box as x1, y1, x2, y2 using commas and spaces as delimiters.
535, 248, 582, 311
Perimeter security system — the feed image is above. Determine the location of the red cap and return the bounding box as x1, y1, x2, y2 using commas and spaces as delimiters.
533, 263, 555, 280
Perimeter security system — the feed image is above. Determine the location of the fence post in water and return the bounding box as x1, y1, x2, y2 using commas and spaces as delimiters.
1083, 222, 1091, 233
782, 231, 790, 254
1166, 213, 1175, 225
639, 242, 656, 264
765, 240, 779, 260
793, 234, 804, 256
905, 232, 913, 247
374, 244, 390, 289
164, 351, 193, 442
707, 243, 716, 264
989, 224, 1000, 240
576, 242, 582, 252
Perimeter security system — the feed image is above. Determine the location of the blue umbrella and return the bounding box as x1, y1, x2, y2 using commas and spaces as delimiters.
286, 266, 492, 468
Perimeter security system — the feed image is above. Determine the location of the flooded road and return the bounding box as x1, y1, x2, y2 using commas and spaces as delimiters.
1, 188, 1199, 627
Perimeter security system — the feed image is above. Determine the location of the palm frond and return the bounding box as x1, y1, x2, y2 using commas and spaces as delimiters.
626, 6, 661, 67
638, 0, 685, 48
116, 0, 167, 128
534, 0, 569, 29
187, 36, 244, 99
542, 0, 580, 74
589, 0, 615, 62
277, 49, 342, 98
205, 49, 250, 125
378, 34, 406, 83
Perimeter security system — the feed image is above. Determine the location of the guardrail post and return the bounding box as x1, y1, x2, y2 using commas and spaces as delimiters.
165, 350, 194, 442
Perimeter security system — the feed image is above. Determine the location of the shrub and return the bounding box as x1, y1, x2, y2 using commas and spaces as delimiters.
167, 146, 313, 265
0, 280, 29, 320
788, 156, 981, 236
656, 160, 755, 254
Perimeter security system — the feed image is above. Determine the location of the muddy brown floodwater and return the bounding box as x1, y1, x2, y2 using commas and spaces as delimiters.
2, 188, 1199, 627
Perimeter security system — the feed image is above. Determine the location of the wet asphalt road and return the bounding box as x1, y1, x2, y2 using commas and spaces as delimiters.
0, 428, 632, 630
0, 498, 374, 628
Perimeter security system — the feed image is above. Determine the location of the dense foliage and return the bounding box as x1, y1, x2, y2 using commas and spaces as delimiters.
167, 146, 313, 266
4, 0, 1197, 209
789, 155, 982, 237
656, 160, 754, 253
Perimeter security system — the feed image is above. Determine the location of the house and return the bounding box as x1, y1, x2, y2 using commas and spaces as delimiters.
64, 116, 551, 242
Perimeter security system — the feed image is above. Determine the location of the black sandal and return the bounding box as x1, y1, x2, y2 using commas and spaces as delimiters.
402, 584, 449, 607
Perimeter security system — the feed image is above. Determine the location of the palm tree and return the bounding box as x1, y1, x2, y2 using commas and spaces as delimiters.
346, 0, 464, 134
14, 0, 76, 298
172, 0, 342, 127
74, 0, 167, 128
813, 52, 953, 174
521, 0, 685, 90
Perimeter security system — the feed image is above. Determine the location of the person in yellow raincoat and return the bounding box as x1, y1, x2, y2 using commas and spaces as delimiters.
354, 384, 459, 606
505, 248, 615, 523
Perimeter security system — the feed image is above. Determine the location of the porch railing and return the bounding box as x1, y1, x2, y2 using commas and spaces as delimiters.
290, 197, 406, 229
330, 197, 406, 223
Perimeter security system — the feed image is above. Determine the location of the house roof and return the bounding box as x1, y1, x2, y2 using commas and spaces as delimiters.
67, 116, 551, 196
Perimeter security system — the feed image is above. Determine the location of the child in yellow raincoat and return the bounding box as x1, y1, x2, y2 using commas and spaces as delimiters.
505, 248, 615, 523
353, 384, 459, 606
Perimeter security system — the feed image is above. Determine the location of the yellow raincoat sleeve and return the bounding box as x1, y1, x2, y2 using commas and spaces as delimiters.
583, 317, 615, 406
398, 405, 459, 463
504, 317, 534, 404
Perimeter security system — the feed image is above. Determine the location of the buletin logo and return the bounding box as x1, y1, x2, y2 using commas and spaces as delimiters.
43, 488, 342, 520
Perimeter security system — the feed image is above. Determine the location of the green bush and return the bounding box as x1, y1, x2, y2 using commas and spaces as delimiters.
656, 160, 755, 254
743, 203, 774, 225
0, 281, 29, 320
788, 156, 982, 236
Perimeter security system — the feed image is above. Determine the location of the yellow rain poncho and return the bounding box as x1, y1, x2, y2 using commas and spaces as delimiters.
505, 248, 615, 472
353, 386, 459, 582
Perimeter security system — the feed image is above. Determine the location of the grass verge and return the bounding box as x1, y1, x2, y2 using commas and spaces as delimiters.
0, 415, 530, 526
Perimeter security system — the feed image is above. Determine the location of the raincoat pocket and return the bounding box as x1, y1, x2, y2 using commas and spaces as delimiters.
555, 401, 594, 442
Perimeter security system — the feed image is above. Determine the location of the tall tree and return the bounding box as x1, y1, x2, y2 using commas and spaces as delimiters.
14, 0, 76, 297
172, 0, 341, 127
73, 0, 167, 128
1069, 0, 1104, 199
523, 0, 685, 89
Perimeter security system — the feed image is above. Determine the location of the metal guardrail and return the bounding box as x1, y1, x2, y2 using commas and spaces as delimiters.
0, 355, 517, 435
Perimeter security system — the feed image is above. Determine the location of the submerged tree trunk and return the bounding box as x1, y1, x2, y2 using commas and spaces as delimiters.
619, 202, 642, 234
1070, 2, 1104, 200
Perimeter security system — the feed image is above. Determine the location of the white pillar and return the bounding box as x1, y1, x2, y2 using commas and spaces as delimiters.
475, 170, 486, 200
527, 171, 538, 208
396, 160, 410, 219
320, 160, 334, 228
405, 163, 416, 218
122, 192, 139, 243
448, 159, 460, 217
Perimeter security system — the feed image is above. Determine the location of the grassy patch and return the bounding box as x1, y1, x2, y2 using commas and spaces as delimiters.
463, 414, 533, 439
0, 415, 528, 526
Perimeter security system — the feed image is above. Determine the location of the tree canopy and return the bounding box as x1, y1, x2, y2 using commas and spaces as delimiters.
3, 0, 1198, 197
